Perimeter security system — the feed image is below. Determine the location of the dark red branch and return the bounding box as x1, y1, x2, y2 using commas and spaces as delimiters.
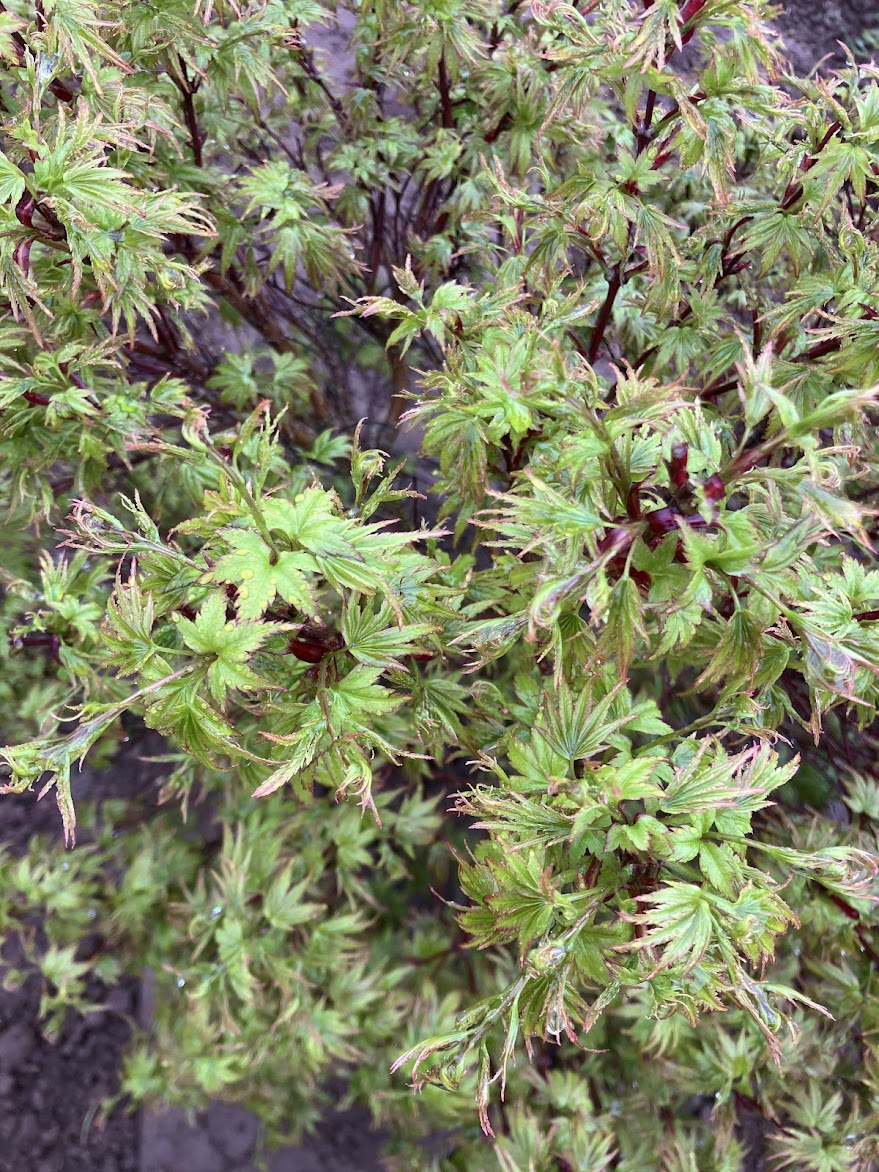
438, 53, 453, 130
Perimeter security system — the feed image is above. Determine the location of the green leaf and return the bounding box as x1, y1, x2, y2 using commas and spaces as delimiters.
176, 594, 281, 705
0, 152, 25, 204
208, 528, 318, 620
632, 883, 715, 972
341, 601, 436, 670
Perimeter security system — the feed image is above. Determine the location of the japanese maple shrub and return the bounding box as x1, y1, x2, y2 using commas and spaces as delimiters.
0, 0, 878, 1168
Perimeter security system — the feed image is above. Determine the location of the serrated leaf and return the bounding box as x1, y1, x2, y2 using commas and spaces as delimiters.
341, 601, 435, 669
208, 528, 318, 620
176, 594, 282, 705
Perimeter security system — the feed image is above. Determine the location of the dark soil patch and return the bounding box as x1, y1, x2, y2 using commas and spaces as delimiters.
140, 1101, 385, 1172
0, 971, 139, 1172
776, 0, 875, 73
0, 744, 153, 1172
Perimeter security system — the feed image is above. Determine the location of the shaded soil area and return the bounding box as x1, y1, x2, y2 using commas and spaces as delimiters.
776, 0, 874, 73
141, 1103, 383, 1172
0, 753, 146, 1172
0, 976, 383, 1172
0, 972, 139, 1172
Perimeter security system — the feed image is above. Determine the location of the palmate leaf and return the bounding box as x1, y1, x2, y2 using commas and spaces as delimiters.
628, 882, 716, 973
103, 566, 159, 675
207, 528, 318, 621
659, 742, 797, 817
538, 681, 668, 763
341, 600, 436, 669
43, 0, 134, 85
253, 667, 403, 803
175, 594, 284, 706
251, 710, 328, 799
0, 665, 201, 842
262, 488, 360, 558
261, 491, 409, 597
0, 740, 79, 848
142, 680, 242, 768
34, 154, 136, 218
694, 607, 765, 690
0, 151, 25, 204
460, 790, 575, 851
325, 665, 403, 727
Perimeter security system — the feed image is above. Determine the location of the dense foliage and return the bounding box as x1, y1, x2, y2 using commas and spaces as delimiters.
1, 0, 879, 1167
